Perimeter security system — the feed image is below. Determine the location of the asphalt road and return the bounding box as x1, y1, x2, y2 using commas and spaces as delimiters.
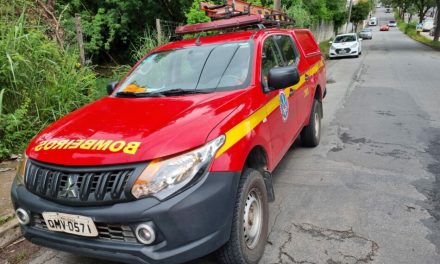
27, 8, 440, 264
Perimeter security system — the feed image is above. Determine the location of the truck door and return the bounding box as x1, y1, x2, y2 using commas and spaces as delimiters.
271, 34, 305, 143
291, 30, 319, 127
261, 36, 298, 165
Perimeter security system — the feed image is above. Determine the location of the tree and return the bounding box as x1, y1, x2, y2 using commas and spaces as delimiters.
350, 0, 372, 31
407, 4, 418, 23
414, 0, 436, 23
396, 0, 415, 20
434, 0, 440, 41
57, 0, 194, 63
186, 0, 211, 24
286, 1, 312, 27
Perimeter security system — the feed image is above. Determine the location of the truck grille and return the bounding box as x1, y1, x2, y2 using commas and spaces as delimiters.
25, 160, 140, 205
32, 214, 138, 243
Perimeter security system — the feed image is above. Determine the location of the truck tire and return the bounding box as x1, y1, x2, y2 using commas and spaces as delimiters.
217, 169, 269, 264
301, 99, 321, 147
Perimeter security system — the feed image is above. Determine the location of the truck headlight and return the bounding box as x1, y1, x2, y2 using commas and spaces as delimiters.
15, 155, 28, 186
131, 135, 225, 200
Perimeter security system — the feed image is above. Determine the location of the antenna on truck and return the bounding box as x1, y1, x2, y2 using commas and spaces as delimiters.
175, 0, 295, 35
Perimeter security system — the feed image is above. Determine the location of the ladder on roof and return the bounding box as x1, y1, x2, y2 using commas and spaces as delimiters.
201, 0, 278, 20
175, 0, 294, 35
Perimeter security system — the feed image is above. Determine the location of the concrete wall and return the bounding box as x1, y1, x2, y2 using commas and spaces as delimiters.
311, 21, 335, 42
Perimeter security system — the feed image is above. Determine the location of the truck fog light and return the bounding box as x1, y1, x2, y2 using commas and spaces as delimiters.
15, 208, 30, 225
135, 223, 156, 245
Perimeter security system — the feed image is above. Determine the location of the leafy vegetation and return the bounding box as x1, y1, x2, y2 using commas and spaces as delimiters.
351, 1, 373, 31
57, 0, 193, 63
0, 6, 97, 159
387, 0, 440, 41
397, 20, 440, 49
319, 40, 332, 59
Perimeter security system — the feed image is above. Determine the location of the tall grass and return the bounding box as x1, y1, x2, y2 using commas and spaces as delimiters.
131, 30, 167, 62
0, 5, 97, 159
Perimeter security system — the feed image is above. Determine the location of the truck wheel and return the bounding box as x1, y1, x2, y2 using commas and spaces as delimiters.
217, 169, 269, 264
301, 99, 321, 147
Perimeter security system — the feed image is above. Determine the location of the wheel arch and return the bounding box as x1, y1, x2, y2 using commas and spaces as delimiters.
314, 84, 322, 102
243, 145, 269, 173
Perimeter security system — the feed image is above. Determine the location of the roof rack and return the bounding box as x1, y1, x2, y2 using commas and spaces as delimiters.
175, 0, 294, 35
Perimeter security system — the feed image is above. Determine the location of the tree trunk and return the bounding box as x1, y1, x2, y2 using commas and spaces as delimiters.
408, 13, 413, 23
419, 10, 424, 23
434, 2, 440, 41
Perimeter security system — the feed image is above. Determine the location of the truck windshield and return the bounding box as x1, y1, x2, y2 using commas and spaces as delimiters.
116, 42, 252, 96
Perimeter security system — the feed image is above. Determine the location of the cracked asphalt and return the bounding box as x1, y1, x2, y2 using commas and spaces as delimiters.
25, 9, 440, 264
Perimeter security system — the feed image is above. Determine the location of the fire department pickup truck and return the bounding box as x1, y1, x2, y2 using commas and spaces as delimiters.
12, 3, 326, 264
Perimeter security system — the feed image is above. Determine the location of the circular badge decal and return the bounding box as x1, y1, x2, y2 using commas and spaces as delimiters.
279, 91, 289, 121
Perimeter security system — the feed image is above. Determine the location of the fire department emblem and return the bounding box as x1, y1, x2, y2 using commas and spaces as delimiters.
279, 91, 289, 121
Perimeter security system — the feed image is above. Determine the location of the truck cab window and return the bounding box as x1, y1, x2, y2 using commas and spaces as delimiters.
272, 35, 299, 66
261, 37, 283, 89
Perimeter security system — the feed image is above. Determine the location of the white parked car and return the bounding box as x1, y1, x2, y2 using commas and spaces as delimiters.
369, 17, 378, 26
359, 28, 373, 39
329, 34, 362, 59
388, 20, 397, 27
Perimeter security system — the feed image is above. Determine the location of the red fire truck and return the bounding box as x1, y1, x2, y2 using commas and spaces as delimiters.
12, 2, 326, 264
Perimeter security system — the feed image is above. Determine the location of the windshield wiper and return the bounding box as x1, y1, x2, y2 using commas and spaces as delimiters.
116, 89, 211, 98
149, 89, 211, 96
115, 91, 164, 98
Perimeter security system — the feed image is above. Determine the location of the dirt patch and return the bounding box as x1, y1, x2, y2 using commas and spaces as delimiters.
0, 239, 41, 264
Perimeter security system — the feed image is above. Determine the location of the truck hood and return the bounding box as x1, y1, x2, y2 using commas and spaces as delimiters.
27, 90, 244, 166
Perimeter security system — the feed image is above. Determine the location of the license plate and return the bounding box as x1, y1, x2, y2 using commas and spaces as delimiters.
339, 50, 347, 54
42, 212, 98, 237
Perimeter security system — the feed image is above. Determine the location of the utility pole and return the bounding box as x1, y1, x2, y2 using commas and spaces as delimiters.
346, 0, 354, 33
274, 0, 281, 12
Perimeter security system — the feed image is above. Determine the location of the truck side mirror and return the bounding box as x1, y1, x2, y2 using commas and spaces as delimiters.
268, 66, 300, 91
107, 81, 119, 95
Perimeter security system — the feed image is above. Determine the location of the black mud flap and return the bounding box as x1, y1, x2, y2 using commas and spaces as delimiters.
263, 171, 275, 202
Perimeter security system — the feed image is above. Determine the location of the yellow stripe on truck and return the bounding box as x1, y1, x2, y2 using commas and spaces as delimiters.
215, 60, 324, 158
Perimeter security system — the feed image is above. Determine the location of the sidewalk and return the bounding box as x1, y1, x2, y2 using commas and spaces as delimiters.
0, 160, 41, 264
421, 31, 434, 41
0, 161, 16, 215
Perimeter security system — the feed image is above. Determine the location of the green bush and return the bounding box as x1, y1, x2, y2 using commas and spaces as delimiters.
0, 11, 97, 159
131, 30, 166, 62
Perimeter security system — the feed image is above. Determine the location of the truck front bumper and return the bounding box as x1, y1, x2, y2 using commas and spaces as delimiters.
11, 171, 240, 264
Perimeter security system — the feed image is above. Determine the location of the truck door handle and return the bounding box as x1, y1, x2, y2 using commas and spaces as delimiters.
289, 88, 294, 96
305, 74, 311, 81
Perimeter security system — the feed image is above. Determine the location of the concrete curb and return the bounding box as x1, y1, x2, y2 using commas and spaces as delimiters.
0, 215, 22, 249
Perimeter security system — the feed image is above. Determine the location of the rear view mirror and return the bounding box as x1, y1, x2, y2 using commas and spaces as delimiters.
329, 41, 333, 44
268, 66, 300, 91
107, 81, 119, 95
